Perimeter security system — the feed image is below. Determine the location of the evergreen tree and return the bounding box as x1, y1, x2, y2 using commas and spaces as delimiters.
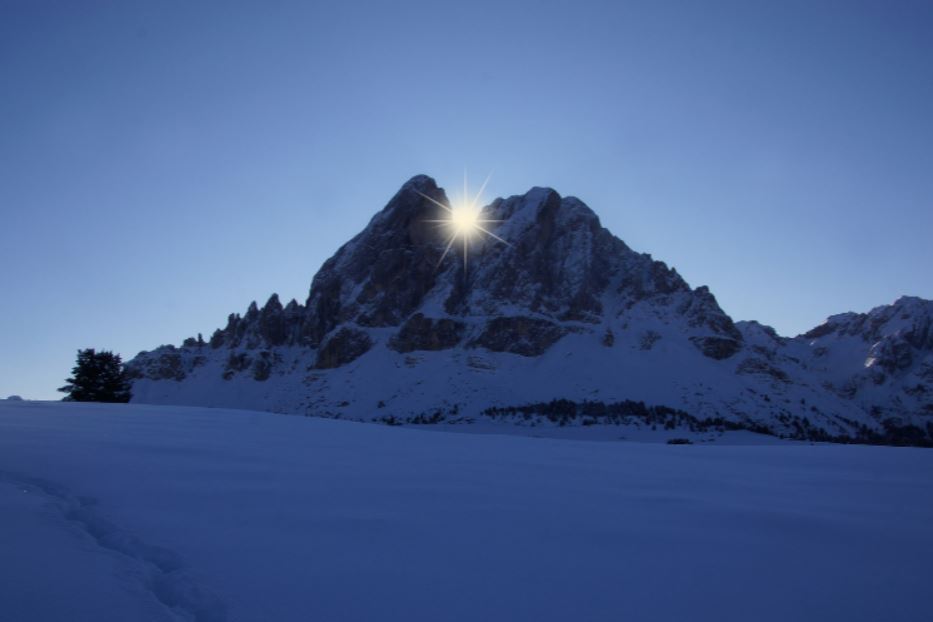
58, 349, 132, 403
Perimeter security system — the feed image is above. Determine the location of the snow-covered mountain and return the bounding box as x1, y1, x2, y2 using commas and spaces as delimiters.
127, 175, 933, 445
785, 297, 933, 428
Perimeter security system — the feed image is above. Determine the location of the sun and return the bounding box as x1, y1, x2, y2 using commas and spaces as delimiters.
450, 203, 481, 235
419, 173, 509, 272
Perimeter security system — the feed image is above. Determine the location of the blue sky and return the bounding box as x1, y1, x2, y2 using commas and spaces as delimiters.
2, 0, 932, 399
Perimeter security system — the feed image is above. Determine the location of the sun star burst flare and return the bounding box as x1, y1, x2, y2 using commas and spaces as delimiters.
419, 173, 509, 272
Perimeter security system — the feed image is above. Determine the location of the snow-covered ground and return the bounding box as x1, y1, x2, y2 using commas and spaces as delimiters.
1, 400, 931, 621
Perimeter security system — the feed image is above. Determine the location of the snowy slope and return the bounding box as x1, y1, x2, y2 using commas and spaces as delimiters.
127, 175, 933, 445
1, 400, 932, 622
786, 296, 933, 422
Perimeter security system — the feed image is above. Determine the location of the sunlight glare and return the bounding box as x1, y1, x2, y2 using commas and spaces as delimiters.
449, 203, 481, 236
419, 172, 510, 273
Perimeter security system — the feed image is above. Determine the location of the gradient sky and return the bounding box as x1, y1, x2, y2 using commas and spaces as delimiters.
2, 0, 932, 399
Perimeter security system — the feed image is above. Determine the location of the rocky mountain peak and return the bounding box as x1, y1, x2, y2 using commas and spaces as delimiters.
161, 175, 742, 361
367, 174, 448, 241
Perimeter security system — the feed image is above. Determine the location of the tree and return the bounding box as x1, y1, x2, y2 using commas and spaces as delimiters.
58, 349, 132, 403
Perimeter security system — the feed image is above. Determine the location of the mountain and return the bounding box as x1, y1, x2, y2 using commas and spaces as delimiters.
786, 297, 933, 423
126, 175, 933, 445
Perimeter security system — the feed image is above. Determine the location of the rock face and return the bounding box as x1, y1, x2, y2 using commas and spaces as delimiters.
126, 175, 933, 445
470, 317, 568, 357
125, 347, 190, 381
389, 314, 466, 353
314, 328, 373, 369
689, 336, 742, 360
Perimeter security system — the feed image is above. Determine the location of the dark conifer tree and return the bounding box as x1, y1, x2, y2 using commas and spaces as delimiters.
58, 349, 132, 403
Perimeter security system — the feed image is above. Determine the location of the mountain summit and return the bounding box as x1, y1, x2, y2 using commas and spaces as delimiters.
127, 176, 933, 445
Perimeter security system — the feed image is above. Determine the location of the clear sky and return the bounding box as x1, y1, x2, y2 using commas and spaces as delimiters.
2, 0, 932, 399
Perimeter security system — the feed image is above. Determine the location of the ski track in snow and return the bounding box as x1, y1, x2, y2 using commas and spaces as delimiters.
0, 470, 227, 622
